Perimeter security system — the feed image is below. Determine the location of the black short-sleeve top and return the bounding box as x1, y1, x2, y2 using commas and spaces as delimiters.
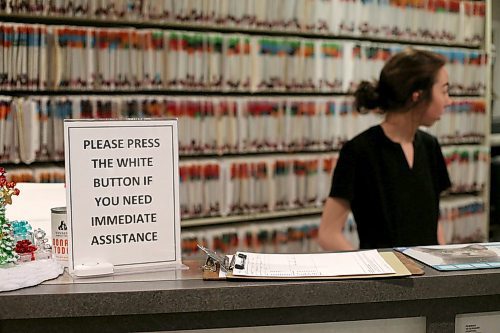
329, 125, 451, 249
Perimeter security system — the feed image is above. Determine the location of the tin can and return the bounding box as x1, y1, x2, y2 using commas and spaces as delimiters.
51, 207, 68, 267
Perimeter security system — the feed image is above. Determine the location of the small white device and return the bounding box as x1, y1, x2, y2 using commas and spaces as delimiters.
73, 261, 114, 277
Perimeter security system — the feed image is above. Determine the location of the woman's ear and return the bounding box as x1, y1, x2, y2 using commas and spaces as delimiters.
412, 91, 421, 103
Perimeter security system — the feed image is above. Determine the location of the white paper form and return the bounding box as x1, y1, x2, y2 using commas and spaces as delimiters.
232, 249, 395, 278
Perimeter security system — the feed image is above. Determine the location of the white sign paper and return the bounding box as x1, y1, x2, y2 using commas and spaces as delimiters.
64, 119, 181, 273
456, 311, 500, 333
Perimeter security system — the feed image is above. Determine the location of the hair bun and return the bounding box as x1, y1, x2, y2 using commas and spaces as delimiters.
354, 81, 380, 113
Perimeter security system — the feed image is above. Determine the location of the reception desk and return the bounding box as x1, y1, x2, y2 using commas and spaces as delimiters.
1, 259, 500, 333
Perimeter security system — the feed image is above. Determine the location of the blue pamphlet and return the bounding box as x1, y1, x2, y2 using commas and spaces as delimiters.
395, 242, 500, 271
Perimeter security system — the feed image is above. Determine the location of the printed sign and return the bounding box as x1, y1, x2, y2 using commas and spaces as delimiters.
456, 311, 500, 333
64, 119, 181, 273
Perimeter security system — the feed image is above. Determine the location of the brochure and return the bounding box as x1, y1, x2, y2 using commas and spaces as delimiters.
396, 243, 500, 271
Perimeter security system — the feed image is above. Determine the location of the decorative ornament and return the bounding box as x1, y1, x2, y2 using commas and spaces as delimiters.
0, 168, 21, 266
0, 167, 20, 205
12, 220, 33, 242
33, 228, 52, 260
15, 239, 37, 261
14, 240, 37, 253
34, 228, 48, 248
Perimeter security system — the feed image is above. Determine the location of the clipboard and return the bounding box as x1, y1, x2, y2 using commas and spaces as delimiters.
198, 245, 424, 281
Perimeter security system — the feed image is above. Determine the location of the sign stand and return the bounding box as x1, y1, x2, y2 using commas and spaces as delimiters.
64, 119, 184, 277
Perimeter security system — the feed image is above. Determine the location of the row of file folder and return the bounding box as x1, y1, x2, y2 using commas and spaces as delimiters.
5, 164, 64, 183
179, 155, 337, 219
181, 194, 485, 256
442, 145, 489, 194
5, 151, 489, 220
183, 217, 327, 257
0, 23, 488, 93
439, 196, 487, 244
1, 0, 485, 45
177, 149, 486, 219
427, 100, 486, 144
0, 95, 486, 164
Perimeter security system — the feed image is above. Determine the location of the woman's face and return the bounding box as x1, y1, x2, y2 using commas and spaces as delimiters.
421, 66, 452, 127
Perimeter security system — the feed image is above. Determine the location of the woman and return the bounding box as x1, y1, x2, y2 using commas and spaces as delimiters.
318, 48, 452, 251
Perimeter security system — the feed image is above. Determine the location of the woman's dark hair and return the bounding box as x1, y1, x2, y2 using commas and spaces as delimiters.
354, 48, 446, 113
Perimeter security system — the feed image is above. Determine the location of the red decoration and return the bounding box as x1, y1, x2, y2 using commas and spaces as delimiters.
15, 240, 38, 261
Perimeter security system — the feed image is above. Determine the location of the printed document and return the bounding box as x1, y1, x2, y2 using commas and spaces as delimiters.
232, 250, 395, 278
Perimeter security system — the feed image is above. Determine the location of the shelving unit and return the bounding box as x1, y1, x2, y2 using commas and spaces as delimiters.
491, 134, 500, 147
0, 0, 492, 250
181, 207, 322, 228
0, 13, 485, 48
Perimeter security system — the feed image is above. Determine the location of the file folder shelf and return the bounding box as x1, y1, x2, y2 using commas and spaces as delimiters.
0, 0, 492, 249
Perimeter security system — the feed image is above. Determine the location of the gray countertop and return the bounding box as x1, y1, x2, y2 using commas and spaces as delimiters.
1, 255, 500, 333
2, 259, 500, 321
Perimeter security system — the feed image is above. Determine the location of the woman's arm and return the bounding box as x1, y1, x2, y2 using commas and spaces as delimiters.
437, 222, 446, 245
318, 197, 355, 251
